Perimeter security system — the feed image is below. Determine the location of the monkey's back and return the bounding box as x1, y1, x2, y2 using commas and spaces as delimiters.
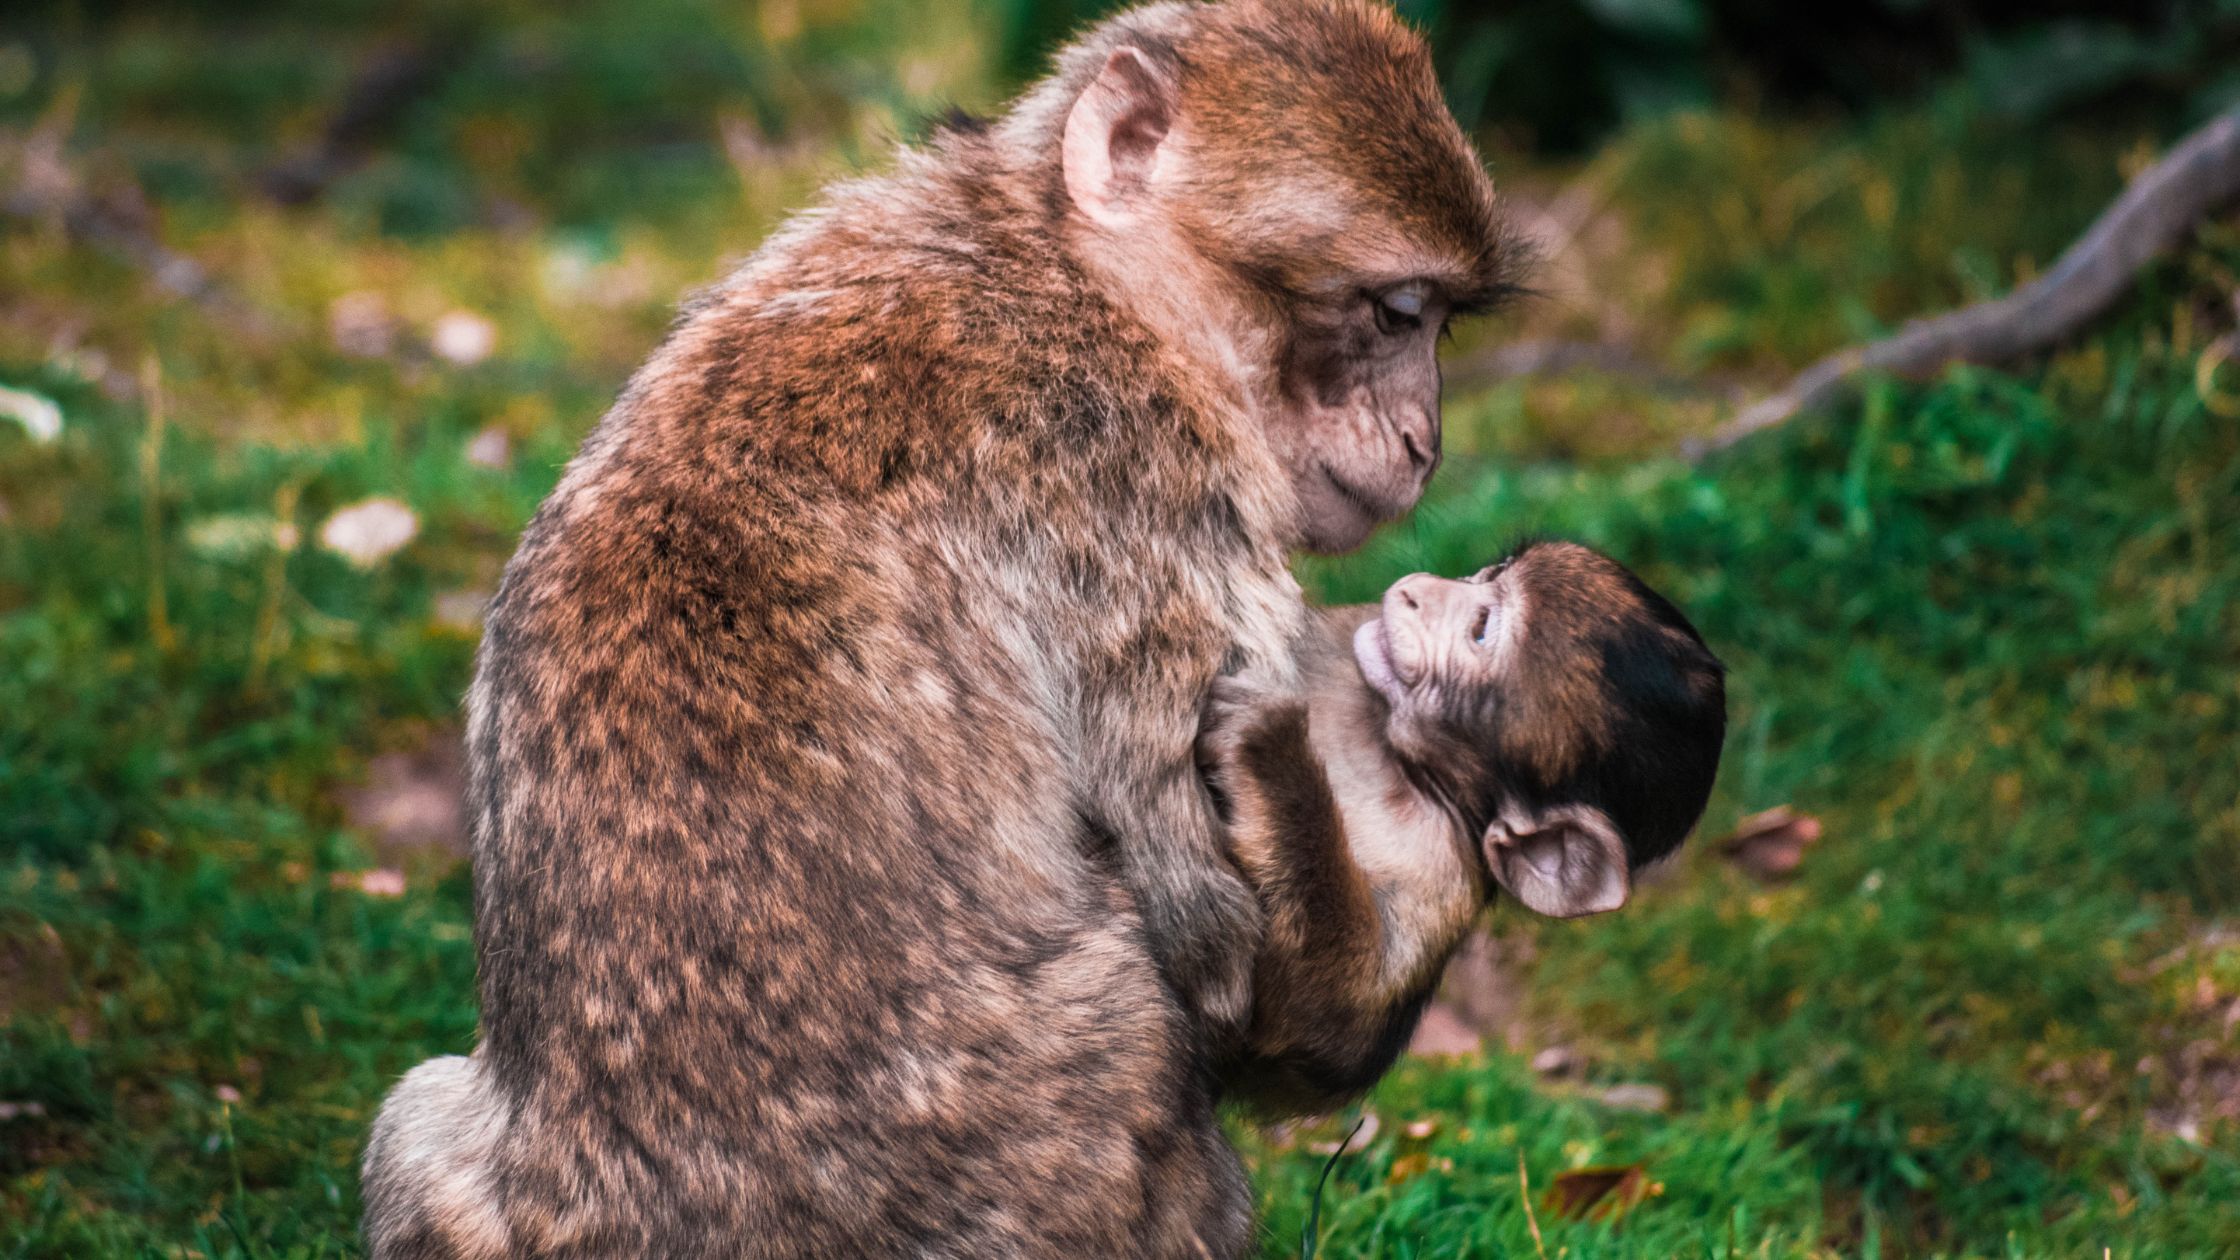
419, 163, 1280, 1257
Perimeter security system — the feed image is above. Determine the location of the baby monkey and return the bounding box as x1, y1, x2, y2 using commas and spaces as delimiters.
1204, 540, 1725, 1112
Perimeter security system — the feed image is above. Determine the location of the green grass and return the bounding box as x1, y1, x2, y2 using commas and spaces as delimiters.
5, 6, 2240, 1256
1266, 257, 2240, 1257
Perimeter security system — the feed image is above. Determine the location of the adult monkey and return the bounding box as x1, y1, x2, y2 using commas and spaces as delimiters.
363, 1, 1518, 1256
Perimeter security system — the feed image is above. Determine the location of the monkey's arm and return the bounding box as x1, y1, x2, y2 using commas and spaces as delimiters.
1201, 679, 1483, 1116
1085, 718, 1264, 1049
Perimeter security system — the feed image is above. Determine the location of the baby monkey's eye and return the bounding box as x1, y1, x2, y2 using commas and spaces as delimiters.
1469, 605, 1492, 646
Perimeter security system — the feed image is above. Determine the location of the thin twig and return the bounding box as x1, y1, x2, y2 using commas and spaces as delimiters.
263, 43, 445, 205
245, 481, 303, 692
1517, 1149, 1548, 1260
1694, 102, 2240, 457
139, 355, 174, 654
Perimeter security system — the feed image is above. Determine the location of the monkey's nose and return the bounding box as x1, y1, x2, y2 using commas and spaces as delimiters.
1401, 429, 1429, 470
1398, 410, 1440, 475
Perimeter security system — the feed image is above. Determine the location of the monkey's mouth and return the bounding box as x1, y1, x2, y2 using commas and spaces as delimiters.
1319, 463, 1401, 527
1353, 618, 1408, 705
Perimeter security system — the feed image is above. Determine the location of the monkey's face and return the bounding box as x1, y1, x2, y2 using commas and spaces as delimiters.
1260, 280, 1453, 553
1350, 556, 1523, 768
1353, 541, 1726, 918
1051, 1, 1524, 554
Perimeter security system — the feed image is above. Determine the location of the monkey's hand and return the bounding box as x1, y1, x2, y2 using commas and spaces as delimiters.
1196, 672, 1313, 883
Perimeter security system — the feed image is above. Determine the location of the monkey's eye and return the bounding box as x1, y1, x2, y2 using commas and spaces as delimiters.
1469, 605, 1492, 646
1373, 287, 1426, 336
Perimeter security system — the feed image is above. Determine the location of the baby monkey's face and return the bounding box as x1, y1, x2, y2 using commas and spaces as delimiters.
1350, 540, 1726, 919
1352, 556, 1521, 718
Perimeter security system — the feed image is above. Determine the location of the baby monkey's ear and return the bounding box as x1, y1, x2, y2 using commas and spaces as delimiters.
1483, 803, 1629, 918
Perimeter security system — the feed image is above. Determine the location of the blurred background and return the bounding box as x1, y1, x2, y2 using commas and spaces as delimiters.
3, 1, 2239, 1255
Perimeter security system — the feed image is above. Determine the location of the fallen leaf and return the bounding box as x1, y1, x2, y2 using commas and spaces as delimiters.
1387, 1151, 1431, 1184
331, 868, 407, 897
1716, 805, 1823, 880
1544, 1163, 1658, 1222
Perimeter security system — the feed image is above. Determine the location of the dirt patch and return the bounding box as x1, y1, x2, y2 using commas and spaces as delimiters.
336, 725, 471, 861
0, 918, 69, 1025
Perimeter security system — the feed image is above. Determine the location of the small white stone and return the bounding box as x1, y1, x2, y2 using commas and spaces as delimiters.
319, 497, 418, 568
0, 385, 62, 443
464, 425, 510, 469
431, 310, 497, 366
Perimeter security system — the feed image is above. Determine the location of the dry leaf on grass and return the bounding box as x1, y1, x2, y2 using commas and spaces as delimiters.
1716, 805, 1823, 880
1544, 1163, 1660, 1222
330, 867, 407, 896
1386, 1151, 1431, 1184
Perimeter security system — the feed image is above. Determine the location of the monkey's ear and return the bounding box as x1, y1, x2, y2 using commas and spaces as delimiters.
1482, 804, 1629, 919
1062, 47, 1175, 227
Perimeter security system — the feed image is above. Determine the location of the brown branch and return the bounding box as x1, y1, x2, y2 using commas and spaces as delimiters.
1692, 103, 2240, 458
262, 43, 445, 205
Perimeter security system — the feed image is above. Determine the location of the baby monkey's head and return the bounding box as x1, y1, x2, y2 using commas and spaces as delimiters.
1352, 540, 1726, 918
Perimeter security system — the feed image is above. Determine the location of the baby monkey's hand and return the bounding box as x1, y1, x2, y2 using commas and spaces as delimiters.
1198, 672, 1304, 786
1196, 672, 1314, 878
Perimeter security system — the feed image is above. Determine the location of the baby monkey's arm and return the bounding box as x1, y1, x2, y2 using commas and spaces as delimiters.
1201, 612, 1487, 1116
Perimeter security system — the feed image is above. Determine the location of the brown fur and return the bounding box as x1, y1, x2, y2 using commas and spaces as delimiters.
364, 2, 1515, 1257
